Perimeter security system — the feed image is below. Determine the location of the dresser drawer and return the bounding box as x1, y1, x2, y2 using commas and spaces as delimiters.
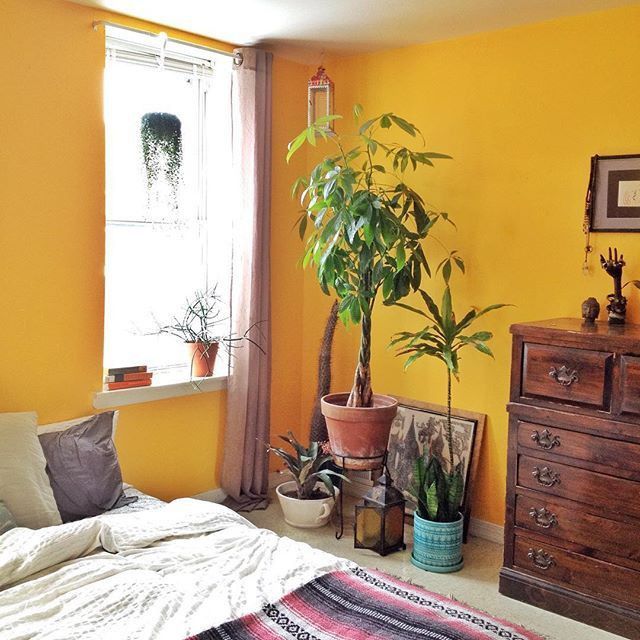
620, 356, 640, 417
515, 492, 640, 564
517, 421, 640, 475
514, 534, 640, 608
517, 454, 640, 520
521, 343, 612, 408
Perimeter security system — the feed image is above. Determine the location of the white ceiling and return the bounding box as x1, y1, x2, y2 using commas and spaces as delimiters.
72, 0, 640, 62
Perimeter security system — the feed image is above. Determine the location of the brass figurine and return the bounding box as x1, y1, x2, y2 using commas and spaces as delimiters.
600, 247, 627, 324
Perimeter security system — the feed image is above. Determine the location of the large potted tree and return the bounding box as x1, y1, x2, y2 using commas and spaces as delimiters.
393, 262, 506, 571
287, 106, 451, 468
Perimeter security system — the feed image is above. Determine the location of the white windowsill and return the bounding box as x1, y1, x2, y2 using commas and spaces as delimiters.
93, 374, 228, 409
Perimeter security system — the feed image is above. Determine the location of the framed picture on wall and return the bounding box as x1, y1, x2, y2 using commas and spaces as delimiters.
387, 396, 485, 542
587, 154, 640, 231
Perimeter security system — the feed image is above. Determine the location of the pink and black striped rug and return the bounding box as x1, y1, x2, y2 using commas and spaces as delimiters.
187, 567, 544, 640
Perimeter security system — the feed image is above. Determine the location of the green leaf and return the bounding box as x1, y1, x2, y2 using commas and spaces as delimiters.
447, 471, 464, 518
380, 114, 392, 128
468, 331, 492, 342
475, 303, 511, 319
419, 290, 443, 325
441, 286, 454, 336
442, 260, 452, 284
393, 302, 428, 317
306, 127, 317, 146
286, 130, 308, 162
474, 342, 494, 357
426, 481, 439, 520
396, 244, 406, 269
358, 117, 377, 135
353, 103, 364, 121
389, 114, 417, 137
298, 215, 308, 240
314, 114, 342, 126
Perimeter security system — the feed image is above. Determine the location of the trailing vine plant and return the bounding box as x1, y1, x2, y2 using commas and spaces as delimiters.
140, 112, 183, 208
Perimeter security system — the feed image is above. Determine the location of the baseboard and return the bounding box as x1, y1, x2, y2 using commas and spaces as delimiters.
468, 517, 504, 544
192, 487, 227, 503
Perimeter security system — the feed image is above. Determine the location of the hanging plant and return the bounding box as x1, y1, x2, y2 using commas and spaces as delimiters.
140, 112, 183, 206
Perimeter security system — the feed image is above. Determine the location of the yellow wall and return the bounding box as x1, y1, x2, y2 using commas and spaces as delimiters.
0, 0, 308, 499
4, 0, 640, 521
299, 5, 640, 525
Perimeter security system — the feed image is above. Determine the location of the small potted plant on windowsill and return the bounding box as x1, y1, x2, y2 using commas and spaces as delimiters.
156, 287, 262, 378
393, 261, 507, 572
268, 433, 349, 528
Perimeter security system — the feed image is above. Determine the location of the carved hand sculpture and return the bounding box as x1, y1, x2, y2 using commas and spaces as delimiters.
600, 247, 626, 324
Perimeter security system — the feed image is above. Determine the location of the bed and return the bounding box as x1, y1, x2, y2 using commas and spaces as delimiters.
0, 487, 544, 640
0, 411, 541, 640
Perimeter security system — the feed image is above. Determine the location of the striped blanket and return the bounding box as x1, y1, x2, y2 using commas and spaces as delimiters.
187, 567, 543, 640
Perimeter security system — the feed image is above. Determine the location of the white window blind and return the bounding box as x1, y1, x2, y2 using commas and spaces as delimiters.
103, 25, 234, 383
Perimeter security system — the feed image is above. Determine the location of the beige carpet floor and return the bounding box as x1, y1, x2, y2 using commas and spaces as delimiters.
243, 492, 624, 640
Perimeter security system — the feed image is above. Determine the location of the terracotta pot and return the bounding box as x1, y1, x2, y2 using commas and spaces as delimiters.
321, 392, 398, 470
186, 341, 219, 377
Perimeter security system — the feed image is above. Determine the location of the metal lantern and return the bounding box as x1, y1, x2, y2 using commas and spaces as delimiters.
354, 470, 406, 556
308, 66, 334, 129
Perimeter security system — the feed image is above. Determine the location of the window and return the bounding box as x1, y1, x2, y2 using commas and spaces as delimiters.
103, 26, 234, 383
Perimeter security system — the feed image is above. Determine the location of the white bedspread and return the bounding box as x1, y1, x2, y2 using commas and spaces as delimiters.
0, 498, 350, 640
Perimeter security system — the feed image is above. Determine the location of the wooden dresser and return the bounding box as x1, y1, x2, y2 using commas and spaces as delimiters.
500, 318, 640, 639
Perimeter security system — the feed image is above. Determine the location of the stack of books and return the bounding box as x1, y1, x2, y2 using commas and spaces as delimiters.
104, 365, 153, 390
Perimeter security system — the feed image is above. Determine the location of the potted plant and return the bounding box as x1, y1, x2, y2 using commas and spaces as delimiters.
268, 433, 349, 528
156, 287, 262, 377
393, 261, 506, 572
140, 112, 183, 209
287, 106, 451, 469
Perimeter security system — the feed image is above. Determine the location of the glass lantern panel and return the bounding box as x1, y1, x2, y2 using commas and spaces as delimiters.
384, 505, 404, 547
308, 86, 330, 127
355, 507, 382, 549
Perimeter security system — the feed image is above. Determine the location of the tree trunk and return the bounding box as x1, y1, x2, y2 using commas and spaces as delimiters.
347, 312, 373, 407
310, 300, 339, 442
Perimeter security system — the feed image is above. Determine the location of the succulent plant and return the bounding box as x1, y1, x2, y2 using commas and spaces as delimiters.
267, 432, 348, 500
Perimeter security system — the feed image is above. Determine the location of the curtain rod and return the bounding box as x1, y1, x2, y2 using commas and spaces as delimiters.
92, 20, 243, 66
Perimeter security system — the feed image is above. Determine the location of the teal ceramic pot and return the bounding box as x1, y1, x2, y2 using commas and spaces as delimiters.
411, 510, 464, 573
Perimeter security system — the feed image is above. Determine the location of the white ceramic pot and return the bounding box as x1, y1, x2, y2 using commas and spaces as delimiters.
276, 480, 339, 528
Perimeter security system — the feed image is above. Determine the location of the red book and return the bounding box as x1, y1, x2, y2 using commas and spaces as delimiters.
105, 372, 153, 383
107, 379, 152, 391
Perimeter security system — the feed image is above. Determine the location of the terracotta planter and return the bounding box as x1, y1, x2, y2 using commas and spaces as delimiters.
276, 480, 338, 528
186, 341, 219, 377
321, 392, 398, 470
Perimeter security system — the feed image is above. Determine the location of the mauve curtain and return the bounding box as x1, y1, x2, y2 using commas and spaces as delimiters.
221, 48, 273, 511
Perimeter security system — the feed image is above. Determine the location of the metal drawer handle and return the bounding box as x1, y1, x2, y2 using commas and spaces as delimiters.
531, 429, 561, 450
527, 548, 556, 570
549, 365, 578, 387
529, 507, 558, 529
532, 466, 561, 487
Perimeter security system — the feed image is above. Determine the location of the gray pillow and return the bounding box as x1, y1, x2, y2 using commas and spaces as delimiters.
38, 412, 134, 522
0, 501, 17, 535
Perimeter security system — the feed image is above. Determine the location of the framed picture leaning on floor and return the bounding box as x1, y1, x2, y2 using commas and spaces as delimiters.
387, 396, 485, 542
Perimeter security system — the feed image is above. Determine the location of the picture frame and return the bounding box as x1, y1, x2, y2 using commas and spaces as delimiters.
387, 396, 485, 543
587, 154, 640, 232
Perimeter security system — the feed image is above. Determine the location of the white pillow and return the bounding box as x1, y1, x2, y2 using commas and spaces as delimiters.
0, 412, 62, 528
38, 410, 119, 437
